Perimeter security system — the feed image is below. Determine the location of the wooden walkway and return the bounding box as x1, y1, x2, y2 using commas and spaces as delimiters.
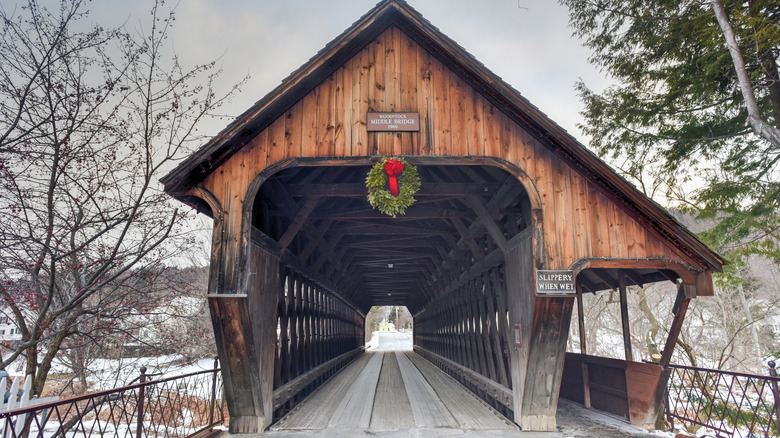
272, 351, 516, 431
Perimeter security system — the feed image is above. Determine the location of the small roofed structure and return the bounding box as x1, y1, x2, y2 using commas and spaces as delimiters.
163, 0, 722, 433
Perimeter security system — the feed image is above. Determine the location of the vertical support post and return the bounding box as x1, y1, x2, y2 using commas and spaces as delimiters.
210, 243, 280, 434
660, 284, 690, 368
521, 296, 575, 430
136, 366, 147, 438
618, 271, 633, 362
209, 357, 219, 426
294, 276, 303, 378
768, 360, 780, 434
504, 234, 535, 425
491, 267, 512, 388
576, 285, 587, 354
576, 284, 591, 408
245, 246, 281, 431
643, 282, 692, 426
665, 386, 673, 430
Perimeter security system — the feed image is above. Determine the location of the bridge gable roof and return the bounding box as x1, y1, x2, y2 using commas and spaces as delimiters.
161, 0, 723, 273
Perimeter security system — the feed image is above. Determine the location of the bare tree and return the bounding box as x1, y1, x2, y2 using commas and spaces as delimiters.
571, 272, 779, 374
0, 0, 243, 396
49, 265, 215, 393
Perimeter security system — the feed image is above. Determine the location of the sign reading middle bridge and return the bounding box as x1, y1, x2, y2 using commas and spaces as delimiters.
536, 270, 576, 296
367, 112, 420, 132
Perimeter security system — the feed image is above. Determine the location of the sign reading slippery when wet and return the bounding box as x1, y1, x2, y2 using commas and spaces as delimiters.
536, 270, 576, 296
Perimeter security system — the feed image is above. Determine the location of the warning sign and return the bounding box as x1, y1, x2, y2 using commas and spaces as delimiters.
536, 270, 576, 296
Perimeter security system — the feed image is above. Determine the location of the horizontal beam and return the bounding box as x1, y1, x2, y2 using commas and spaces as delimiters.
306, 205, 476, 220
328, 221, 453, 235
284, 183, 500, 197
344, 237, 444, 248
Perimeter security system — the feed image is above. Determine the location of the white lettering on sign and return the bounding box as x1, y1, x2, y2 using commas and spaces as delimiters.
536, 270, 577, 296
366, 112, 420, 131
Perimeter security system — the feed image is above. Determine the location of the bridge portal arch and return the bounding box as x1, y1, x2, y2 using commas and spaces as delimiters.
161, 0, 722, 433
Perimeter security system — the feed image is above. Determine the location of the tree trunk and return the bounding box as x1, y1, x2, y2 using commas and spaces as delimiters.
31, 323, 72, 397
735, 284, 762, 373
636, 288, 661, 357
712, 0, 780, 147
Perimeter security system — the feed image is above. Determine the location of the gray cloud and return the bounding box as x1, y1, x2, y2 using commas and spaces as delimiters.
53, 0, 611, 143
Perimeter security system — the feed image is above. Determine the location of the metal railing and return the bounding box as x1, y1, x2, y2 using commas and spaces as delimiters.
665, 361, 780, 437
0, 360, 225, 438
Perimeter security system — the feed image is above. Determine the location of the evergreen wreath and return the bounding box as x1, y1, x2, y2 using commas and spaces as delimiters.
366, 157, 421, 217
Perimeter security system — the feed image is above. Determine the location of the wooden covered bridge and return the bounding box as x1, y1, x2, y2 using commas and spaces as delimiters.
162, 0, 723, 434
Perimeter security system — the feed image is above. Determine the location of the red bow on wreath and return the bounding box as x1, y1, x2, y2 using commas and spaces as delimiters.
384, 159, 405, 197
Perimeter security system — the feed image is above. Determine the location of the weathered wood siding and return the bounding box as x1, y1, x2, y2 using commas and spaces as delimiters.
196, 26, 700, 277
208, 244, 280, 433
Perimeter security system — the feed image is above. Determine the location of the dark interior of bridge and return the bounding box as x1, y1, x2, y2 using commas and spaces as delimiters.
251, 164, 530, 315
249, 163, 682, 316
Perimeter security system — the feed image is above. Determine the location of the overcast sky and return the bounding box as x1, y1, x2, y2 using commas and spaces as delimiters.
87, 0, 610, 144
70, 0, 614, 266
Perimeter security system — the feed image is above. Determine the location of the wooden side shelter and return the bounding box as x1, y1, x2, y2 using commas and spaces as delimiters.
162, 0, 723, 433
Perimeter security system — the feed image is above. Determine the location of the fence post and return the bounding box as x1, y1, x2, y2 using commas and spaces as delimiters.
664, 381, 673, 431
769, 360, 780, 435
136, 366, 147, 438
209, 357, 219, 425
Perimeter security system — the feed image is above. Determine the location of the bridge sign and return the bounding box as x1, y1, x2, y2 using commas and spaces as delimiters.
366, 112, 420, 131
536, 270, 576, 296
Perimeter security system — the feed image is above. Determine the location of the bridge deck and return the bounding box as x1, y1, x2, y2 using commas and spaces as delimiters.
272, 351, 516, 431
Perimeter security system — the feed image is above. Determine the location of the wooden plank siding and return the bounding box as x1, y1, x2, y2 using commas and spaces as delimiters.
195, 26, 705, 278
165, 7, 722, 432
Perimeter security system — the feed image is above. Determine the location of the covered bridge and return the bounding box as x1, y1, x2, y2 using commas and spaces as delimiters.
162, 0, 723, 433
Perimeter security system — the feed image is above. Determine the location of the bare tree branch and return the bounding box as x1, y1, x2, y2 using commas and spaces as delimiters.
0, 0, 245, 396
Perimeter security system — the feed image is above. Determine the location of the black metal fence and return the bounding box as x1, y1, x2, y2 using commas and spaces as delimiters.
665, 361, 780, 437
0, 361, 225, 438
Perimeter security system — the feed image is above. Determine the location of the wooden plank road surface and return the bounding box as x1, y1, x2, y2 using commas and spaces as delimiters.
272, 351, 515, 431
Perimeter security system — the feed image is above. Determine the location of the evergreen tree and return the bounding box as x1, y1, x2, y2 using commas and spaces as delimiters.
560, 0, 780, 259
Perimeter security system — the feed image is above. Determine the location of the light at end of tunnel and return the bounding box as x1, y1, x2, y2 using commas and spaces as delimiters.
388, 263, 394, 268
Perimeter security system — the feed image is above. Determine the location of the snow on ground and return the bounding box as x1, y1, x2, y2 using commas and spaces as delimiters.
81, 355, 218, 390
366, 331, 412, 351
3, 353, 221, 393
557, 399, 675, 437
